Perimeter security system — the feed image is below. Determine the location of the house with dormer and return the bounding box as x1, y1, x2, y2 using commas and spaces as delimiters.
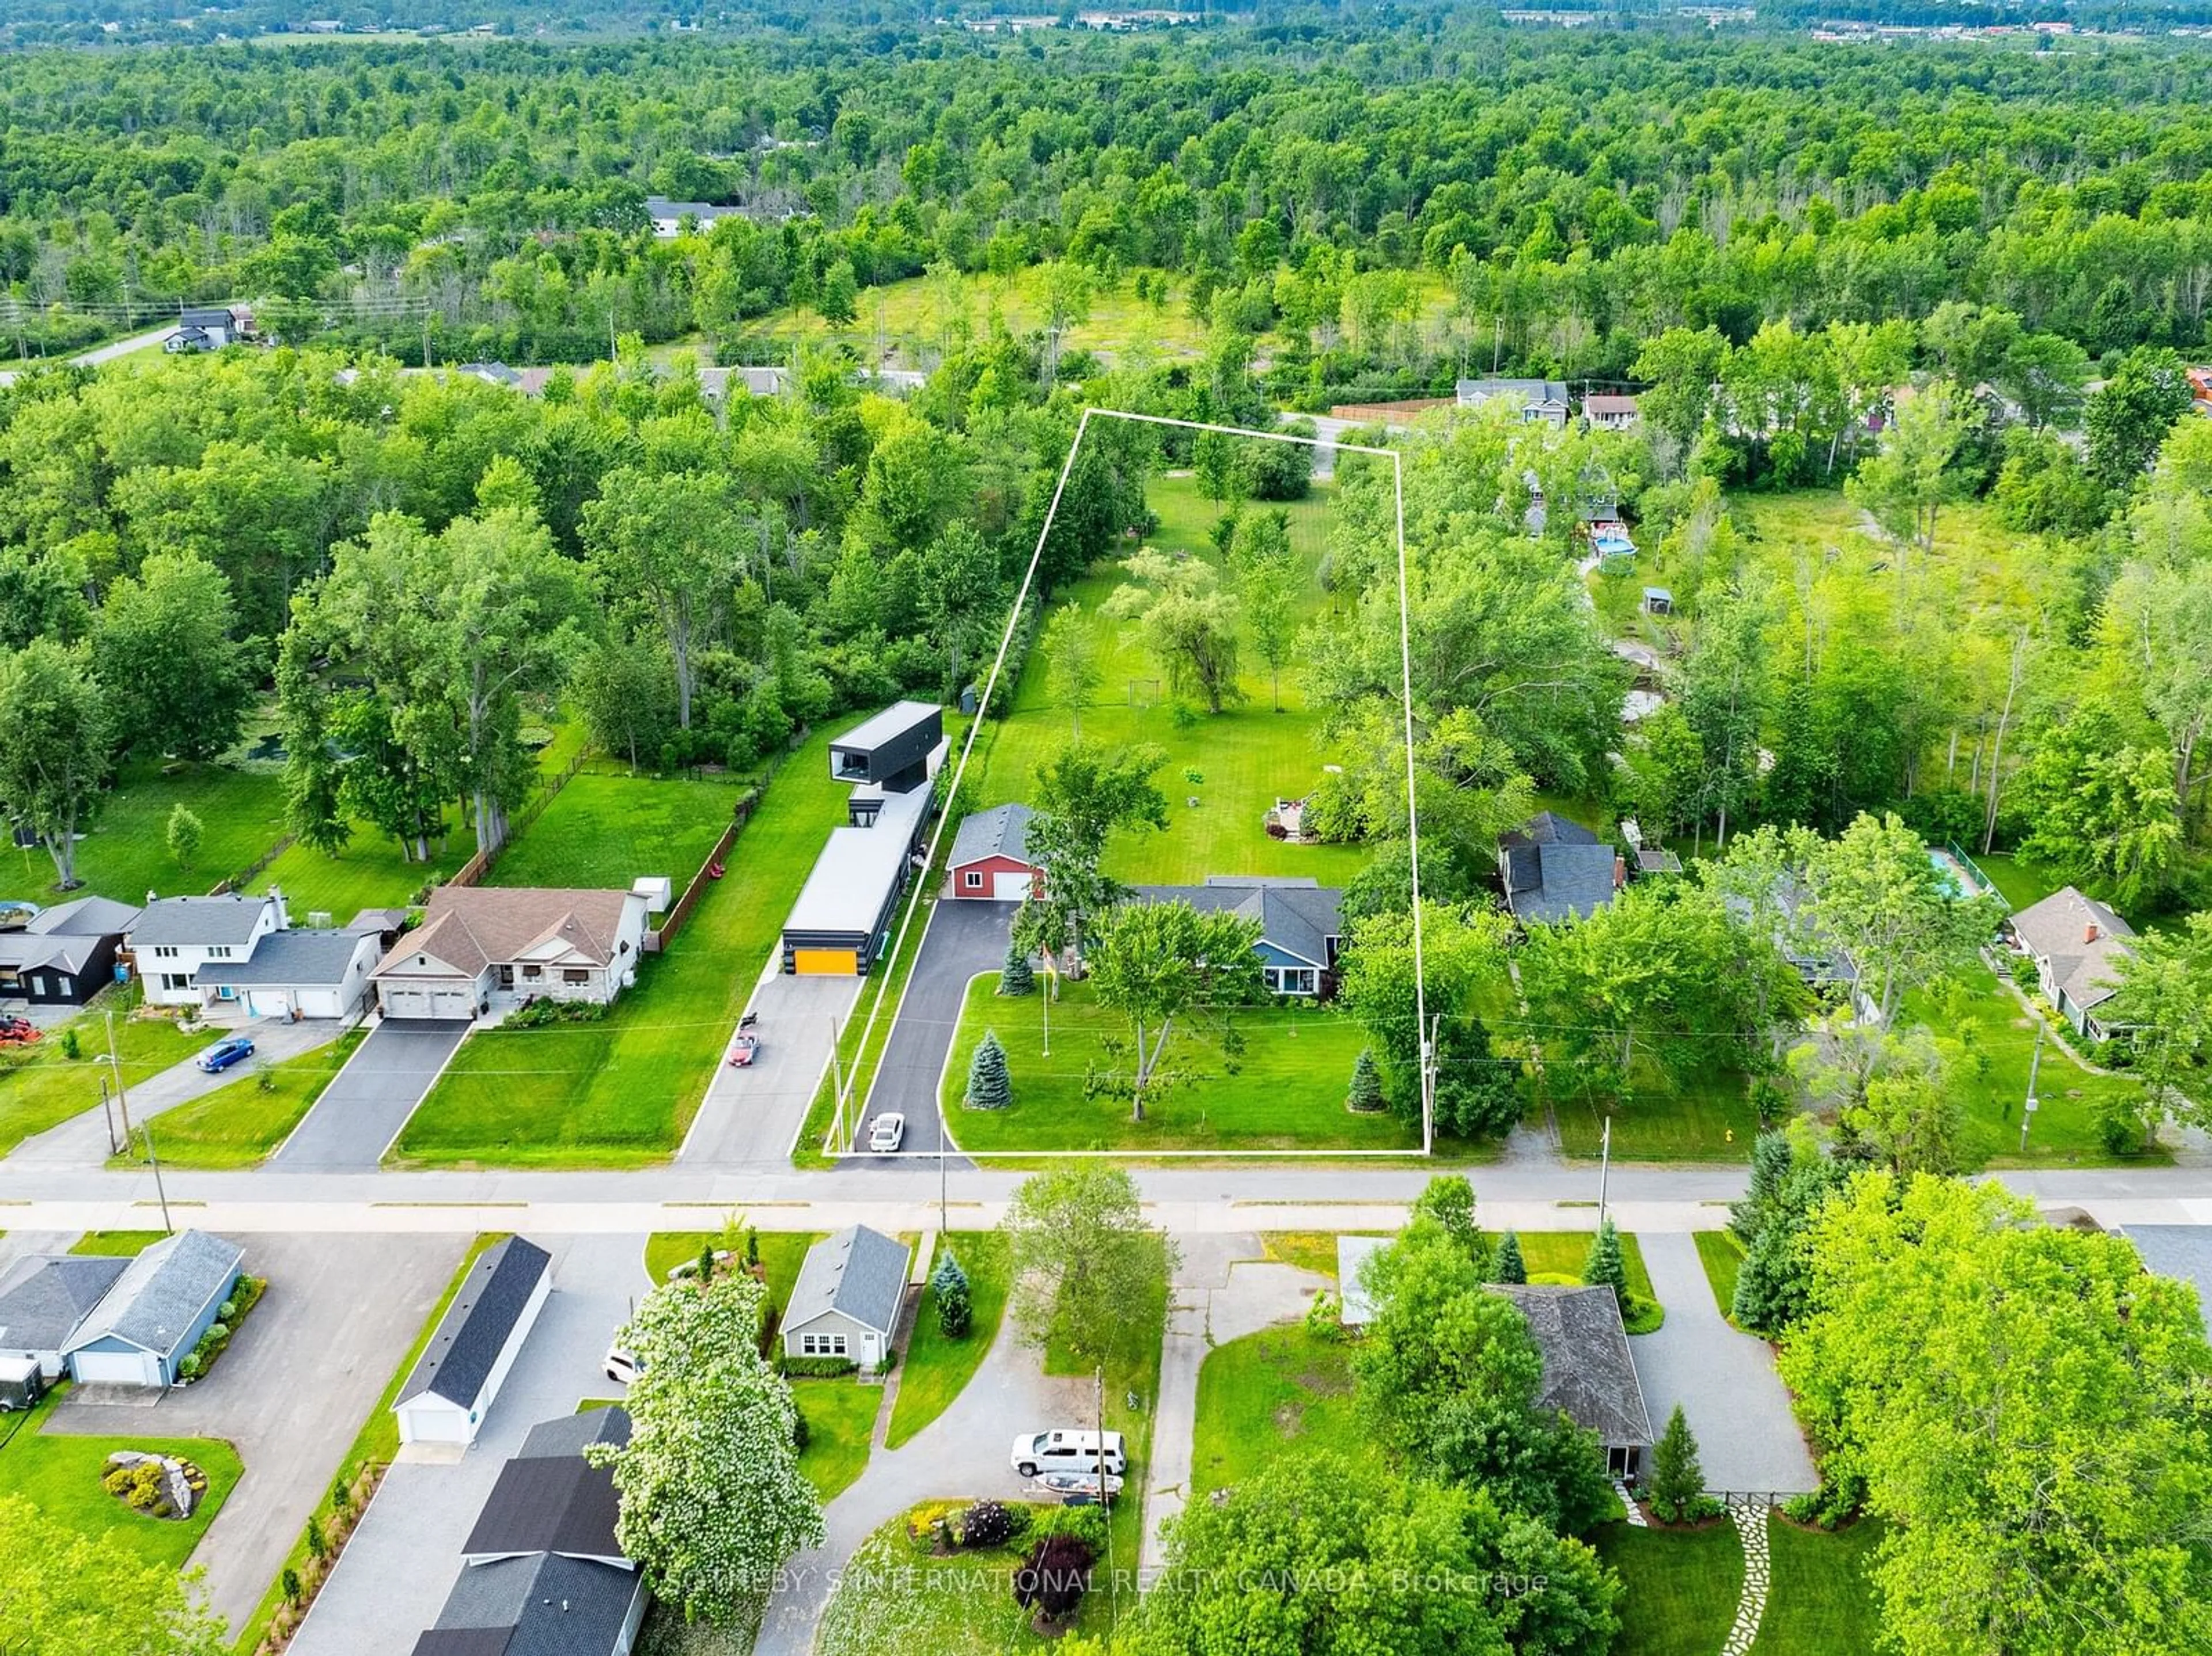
372, 886, 649, 1021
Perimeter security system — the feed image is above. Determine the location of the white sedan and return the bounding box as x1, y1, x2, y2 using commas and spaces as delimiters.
868, 1112, 906, 1153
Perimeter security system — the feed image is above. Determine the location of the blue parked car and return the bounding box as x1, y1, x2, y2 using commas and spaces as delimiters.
195, 1037, 256, 1074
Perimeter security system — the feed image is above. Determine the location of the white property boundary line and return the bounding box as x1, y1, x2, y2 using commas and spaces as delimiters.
828, 408, 1430, 1161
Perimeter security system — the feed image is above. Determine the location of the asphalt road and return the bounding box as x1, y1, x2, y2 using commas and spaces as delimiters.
0, 322, 180, 388
852, 897, 1016, 1164
45, 1231, 466, 1638
266, 1020, 468, 1170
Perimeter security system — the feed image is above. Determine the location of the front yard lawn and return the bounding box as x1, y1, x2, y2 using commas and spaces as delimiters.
392, 727, 857, 1166
1552, 1061, 1759, 1162
70, 1230, 169, 1256
1191, 1324, 1372, 1499
1513, 1229, 1663, 1332
813, 1509, 1070, 1655
110, 1030, 363, 1169
1593, 1519, 1743, 1656
0, 1386, 242, 1572
887, 1233, 1010, 1449
942, 975, 1416, 1153
1753, 1519, 1883, 1652
0, 991, 203, 1158
486, 772, 745, 890
1695, 1230, 1745, 1321
642, 1231, 823, 1313
793, 1378, 881, 1504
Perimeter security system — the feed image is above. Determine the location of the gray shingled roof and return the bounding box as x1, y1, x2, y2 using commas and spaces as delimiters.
949, 803, 1036, 869
419, 1552, 641, 1656
193, 929, 368, 990
2010, 886, 2135, 1013
67, 1230, 243, 1361
128, 894, 275, 948
26, 896, 142, 938
1490, 1284, 1653, 1448
2124, 1225, 2212, 1322
1458, 377, 1571, 404
1505, 844, 1619, 925
397, 1237, 551, 1408
1133, 877, 1344, 970
519, 1406, 631, 1461
463, 1446, 625, 1563
0, 1255, 127, 1352
785, 1225, 909, 1337
0, 932, 102, 976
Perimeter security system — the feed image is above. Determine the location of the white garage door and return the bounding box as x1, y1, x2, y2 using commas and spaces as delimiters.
993, 870, 1033, 901
72, 1349, 158, 1386
384, 984, 475, 1021
248, 990, 293, 1020
398, 1402, 475, 1445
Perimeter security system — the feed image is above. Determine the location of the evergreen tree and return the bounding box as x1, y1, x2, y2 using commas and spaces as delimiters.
965, 1030, 1012, 1109
1584, 1220, 1627, 1308
1492, 1229, 1527, 1284
999, 938, 1035, 995
1649, 1404, 1707, 1521
1733, 1129, 1794, 1241
1346, 1047, 1384, 1112
932, 1251, 972, 1337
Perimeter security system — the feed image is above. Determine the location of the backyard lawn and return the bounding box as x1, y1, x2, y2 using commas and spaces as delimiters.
391, 727, 859, 1166
964, 472, 1371, 889
113, 1030, 363, 1169
0, 1385, 243, 1572
486, 772, 745, 890
0, 991, 204, 1158
249, 825, 450, 921
1191, 1324, 1372, 1499
14, 759, 285, 903
941, 974, 1416, 1153
885, 1232, 1010, 1449
1752, 1518, 1884, 1652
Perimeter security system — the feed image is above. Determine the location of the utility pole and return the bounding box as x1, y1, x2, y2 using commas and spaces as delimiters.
105, 1009, 135, 1151
1419, 1011, 1441, 1156
99, 1077, 118, 1157
2021, 1020, 2043, 1155
1597, 1115, 1612, 1225
142, 1114, 173, 1237
1041, 962, 1052, 1058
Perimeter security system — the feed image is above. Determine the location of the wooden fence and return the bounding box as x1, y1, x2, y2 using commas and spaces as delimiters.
448, 750, 589, 889
210, 833, 296, 898
1327, 396, 1454, 423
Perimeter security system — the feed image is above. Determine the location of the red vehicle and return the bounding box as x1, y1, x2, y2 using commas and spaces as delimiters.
0, 1016, 39, 1047
728, 1032, 761, 1068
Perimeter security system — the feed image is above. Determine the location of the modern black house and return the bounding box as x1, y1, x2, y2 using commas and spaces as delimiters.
830, 700, 942, 795
0, 896, 141, 1006
781, 703, 946, 975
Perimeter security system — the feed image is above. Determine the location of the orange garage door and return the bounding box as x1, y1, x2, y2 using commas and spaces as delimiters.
793, 948, 858, 975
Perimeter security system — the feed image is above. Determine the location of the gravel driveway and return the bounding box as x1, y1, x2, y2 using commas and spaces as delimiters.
46, 1231, 467, 1637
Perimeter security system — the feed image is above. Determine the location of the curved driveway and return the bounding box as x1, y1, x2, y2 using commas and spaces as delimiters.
853, 897, 1016, 1164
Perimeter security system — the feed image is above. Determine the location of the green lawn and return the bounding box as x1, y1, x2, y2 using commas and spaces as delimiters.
249, 826, 452, 921
942, 974, 1414, 1154
1552, 1060, 1760, 1162
1191, 1324, 1371, 1499
642, 1231, 823, 1313
486, 772, 745, 890
964, 473, 1369, 890
886, 1233, 1010, 1449
1594, 1519, 1744, 1656
0, 990, 204, 1157
1965, 850, 2071, 916
14, 760, 285, 903
0, 1386, 243, 1572
1257, 1227, 1659, 1329
813, 1511, 1069, 1655
1752, 1519, 1884, 1652
792, 1378, 881, 1504
232, 1234, 504, 1656
1259, 1230, 1388, 1278
112, 1031, 363, 1169
1695, 1230, 1745, 1321
393, 726, 861, 1166
70, 1230, 167, 1256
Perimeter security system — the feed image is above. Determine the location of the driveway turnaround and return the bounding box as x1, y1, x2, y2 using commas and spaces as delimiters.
1629, 1230, 1818, 1494
853, 897, 1015, 1162
288, 1233, 651, 1656
267, 1019, 468, 1170
46, 1231, 466, 1637
679, 971, 862, 1167
6, 1017, 342, 1170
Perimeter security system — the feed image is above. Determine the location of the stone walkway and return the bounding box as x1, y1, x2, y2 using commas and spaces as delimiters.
1719, 1502, 1771, 1655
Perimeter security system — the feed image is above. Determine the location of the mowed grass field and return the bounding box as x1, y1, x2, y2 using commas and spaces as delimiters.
391, 729, 858, 1166
966, 471, 1371, 888
942, 973, 1415, 1153
16, 760, 285, 903
885, 1232, 1009, 1449
1191, 1324, 1372, 1499
1594, 1514, 1883, 1656
486, 772, 743, 891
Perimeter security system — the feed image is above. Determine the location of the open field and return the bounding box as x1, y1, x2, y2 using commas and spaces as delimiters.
392, 728, 857, 1166
0, 991, 204, 1158
486, 771, 744, 891
964, 472, 1368, 889
0, 1385, 243, 1572
887, 1232, 1010, 1449
942, 974, 1415, 1154
18, 760, 285, 904
1191, 1324, 1372, 1499
115, 1030, 365, 1169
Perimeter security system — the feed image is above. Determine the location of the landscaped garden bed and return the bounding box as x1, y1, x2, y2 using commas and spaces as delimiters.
177, 1272, 265, 1383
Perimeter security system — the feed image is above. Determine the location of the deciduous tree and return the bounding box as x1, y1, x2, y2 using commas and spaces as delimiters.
1001, 1164, 1175, 1371
0, 639, 111, 889
1084, 898, 1264, 1118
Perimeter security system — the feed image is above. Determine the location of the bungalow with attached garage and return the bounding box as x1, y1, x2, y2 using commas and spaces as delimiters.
372, 886, 649, 1020
782, 1225, 911, 1370
127, 892, 287, 1008
2008, 886, 2138, 1041
62, 1230, 245, 1389
0, 1253, 128, 1380
1132, 876, 1345, 998
0, 895, 141, 1006
393, 1237, 552, 1446
948, 802, 1043, 901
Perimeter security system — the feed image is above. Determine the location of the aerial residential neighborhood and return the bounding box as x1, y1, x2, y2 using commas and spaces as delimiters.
2, 7, 2211, 1656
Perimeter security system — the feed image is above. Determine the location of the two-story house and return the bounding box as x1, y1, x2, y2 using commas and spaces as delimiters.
127, 893, 285, 1007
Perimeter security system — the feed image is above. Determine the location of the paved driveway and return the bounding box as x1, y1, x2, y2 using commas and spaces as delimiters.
680, 971, 861, 1167
47, 1231, 466, 1636
1630, 1231, 1817, 1495
267, 1020, 468, 1170
854, 897, 1014, 1163
6, 1018, 342, 1170
289, 1233, 652, 1656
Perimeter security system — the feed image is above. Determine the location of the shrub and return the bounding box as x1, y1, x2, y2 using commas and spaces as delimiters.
1302, 1289, 1344, 1340
961, 1500, 1016, 1548
932, 1252, 972, 1338
1013, 1533, 1095, 1623
1346, 1047, 1384, 1112
965, 1030, 1012, 1110
791, 1403, 810, 1452
60, 1028, 79, 1060
177, 1352, 202, 1380
2097, 1092, 2146, 1157
781, 1355, 859, 1379
1028, 1503, 1107, 1549
218, 1299, 237, 1321
281, 1567, 303, 1604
